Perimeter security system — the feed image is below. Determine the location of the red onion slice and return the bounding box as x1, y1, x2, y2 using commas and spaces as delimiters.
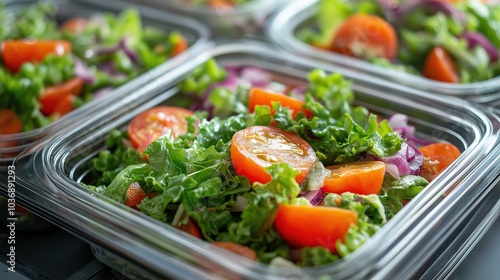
460, 31, 499, 62
299, 189, 326, 206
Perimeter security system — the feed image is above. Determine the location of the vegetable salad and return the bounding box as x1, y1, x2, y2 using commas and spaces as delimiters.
300, 0, 500, 83
86, 59, 461, 266
0, 3, 189, 134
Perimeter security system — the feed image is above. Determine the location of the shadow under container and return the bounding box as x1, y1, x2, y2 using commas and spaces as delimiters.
14, 41, 500, 279
0, 0, 209, 170
267, 0, 500, 108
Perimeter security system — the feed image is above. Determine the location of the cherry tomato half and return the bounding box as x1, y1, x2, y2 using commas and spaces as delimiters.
128, 106, 194, 153
419, 143, 461, 181
230, 126, 316, 185
248, 88, 312, 119
322, 161, 386, 195
2, 40, 72, 73
274, 204, 357, 252
331, 14, 397, 60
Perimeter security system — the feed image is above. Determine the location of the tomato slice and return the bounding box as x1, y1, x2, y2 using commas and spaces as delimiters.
230, 126, 316, 185
0, 109, 23, 134
274, 204, 357, 252
248, 88, 312, 119
419, 143, 461, 182
331, 14, 398, 60
51, 94, 76, 117
40, 77, 83, 116
125, 182, 147, 209
212, 242, 257, 260
128, 106, 194, 153
322, 161, 386, 195
1, 40, 72, 73
177, 218, 202, 239
422, 47, 459, 83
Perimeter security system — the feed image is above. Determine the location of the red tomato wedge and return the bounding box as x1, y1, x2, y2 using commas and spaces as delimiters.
322, 161, 386, 195
331, 14, 398, 60
274, 204, 357, 252
171, 35, 188, 57
60, 18, 88, 33
0, 109, 23, 134
423, 47, 460, 83
212, 242, 257, 261
128, 106, 194, 153
1, 40, 72, 73
40, 77, 83, 116
125, 182, 147, 208
178, 218, 202, 239
419, 143, 461, 182
51, 94, 76, 117
248, 88, 312, 119
230, 126, 316, 185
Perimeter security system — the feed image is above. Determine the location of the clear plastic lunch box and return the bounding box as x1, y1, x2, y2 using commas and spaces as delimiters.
267, 0, 500, 107
11, 41, 500, 279
0, 0, 209, 169
121, 0, 285, 37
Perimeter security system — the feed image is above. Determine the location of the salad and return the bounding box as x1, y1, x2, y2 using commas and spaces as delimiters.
300, 0, 500, 83
85, 59, 461, 266
0, 3, 189, 134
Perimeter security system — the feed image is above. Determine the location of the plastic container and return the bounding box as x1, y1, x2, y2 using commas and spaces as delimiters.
267, 0, 500, 107
121, 0, 284, 37
13, 41, 500, 279
0, 0, 209, 169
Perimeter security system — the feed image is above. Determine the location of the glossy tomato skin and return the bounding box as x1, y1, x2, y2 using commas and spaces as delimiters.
274, 204, 357, 252
230, 126, 316, 185
40, 77, 83, 116
177, 218, 202, 239
1, 40, 72, 73
422, 47, 459, 83
331, 14, 397, 60
322, 161, 386, 195
128, 106, 194, 153
125, 182, 147, 208
419, 143, 461, 181
248, 88, 312, 119
0, 109, 23, 134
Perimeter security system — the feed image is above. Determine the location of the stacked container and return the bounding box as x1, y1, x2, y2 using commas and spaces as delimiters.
267, 0, 500, 107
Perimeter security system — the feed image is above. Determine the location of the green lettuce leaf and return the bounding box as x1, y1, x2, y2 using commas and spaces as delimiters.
179, 58, 227, 95
299, 247, 340, 267
381, 175, 429, 219
91, 129, 146, 186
